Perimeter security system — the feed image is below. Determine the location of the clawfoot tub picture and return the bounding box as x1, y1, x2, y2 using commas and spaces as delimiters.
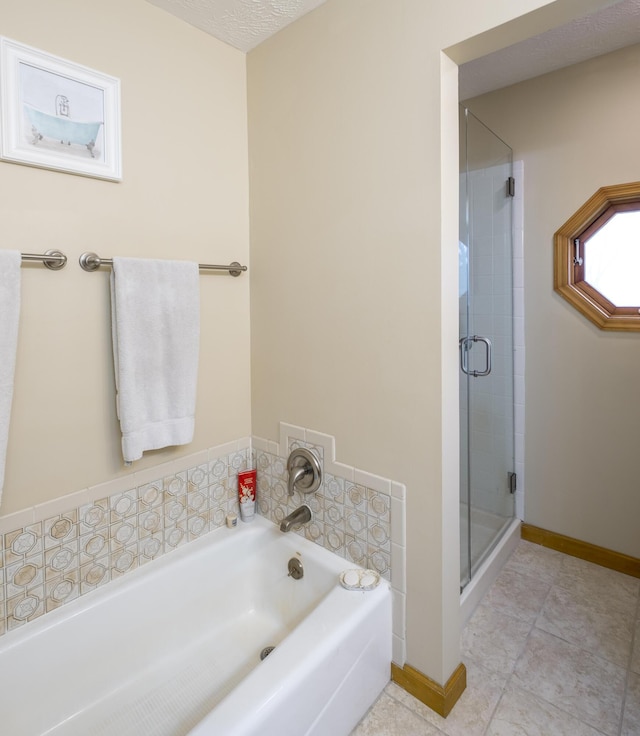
0, 37, 121, 180
22, 65, 105, 159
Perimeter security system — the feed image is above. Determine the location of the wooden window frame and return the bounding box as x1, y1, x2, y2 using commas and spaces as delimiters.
554, 181, 640, 331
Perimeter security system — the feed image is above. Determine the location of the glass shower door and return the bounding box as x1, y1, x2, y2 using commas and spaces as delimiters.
460, 108, 515, 590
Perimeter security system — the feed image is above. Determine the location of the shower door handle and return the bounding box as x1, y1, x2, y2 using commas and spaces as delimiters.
459, 335, 492, 377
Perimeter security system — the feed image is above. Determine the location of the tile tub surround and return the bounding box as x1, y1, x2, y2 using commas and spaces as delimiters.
253, 422, 407, 666
0, 424, 407, 665
0, 439, 252, 638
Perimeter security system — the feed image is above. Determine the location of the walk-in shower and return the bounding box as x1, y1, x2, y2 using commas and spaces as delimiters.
459, 107, 516, 591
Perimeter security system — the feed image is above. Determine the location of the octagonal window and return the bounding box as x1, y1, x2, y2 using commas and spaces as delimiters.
554, 182, 640, 331
582, 206, 640, 306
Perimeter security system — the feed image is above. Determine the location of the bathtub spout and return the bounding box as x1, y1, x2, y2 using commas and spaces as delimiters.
280, 505, 312, 533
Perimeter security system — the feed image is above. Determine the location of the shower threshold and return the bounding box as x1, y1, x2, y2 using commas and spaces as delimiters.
460, 504, 513, 583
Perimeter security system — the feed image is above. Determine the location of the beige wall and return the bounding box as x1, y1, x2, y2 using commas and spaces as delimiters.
0, 0, 251, 514
247, 0, 612, 684
2, 0, 625, 693
466, 44, 640, 558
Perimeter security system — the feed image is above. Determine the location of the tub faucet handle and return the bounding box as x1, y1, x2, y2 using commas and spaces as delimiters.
286, 448, 322, 496
288, 464, 310, 496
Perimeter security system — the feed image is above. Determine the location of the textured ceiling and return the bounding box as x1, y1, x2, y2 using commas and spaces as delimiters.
460, 0, 640, 99
145, 0, 640, 96
145, 0, 328, 52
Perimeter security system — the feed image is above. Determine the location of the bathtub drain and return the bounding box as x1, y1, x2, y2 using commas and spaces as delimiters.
260, 646, 275, 661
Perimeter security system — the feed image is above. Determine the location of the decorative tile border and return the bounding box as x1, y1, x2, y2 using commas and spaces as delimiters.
0, 439, 251, 636
254, 422, 407, 665
0, 425, 407, 665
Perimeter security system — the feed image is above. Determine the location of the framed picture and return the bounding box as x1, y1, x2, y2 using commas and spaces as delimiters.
0, 37, 121, 181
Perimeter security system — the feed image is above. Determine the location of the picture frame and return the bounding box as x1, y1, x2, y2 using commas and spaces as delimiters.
0, 37, 121, 181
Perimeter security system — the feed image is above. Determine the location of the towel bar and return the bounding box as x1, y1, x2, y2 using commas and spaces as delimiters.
21, 250, 67, 270
79, 252, 247, 277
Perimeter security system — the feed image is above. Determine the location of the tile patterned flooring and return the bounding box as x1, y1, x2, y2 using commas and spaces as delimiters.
351, 539, 640, 735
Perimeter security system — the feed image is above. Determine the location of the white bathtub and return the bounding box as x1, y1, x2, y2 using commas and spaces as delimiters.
0, 515, 391, 736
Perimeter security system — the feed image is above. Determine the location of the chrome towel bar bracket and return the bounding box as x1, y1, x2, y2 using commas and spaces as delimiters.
21, 250, 67, 270
79, 252, 247, 276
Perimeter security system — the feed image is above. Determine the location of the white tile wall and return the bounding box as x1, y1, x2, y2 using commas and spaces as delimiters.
463, 160, 525, 522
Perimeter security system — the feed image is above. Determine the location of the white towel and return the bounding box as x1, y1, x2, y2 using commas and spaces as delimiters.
110, 257, 200, 464
0, 250, 21, 507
